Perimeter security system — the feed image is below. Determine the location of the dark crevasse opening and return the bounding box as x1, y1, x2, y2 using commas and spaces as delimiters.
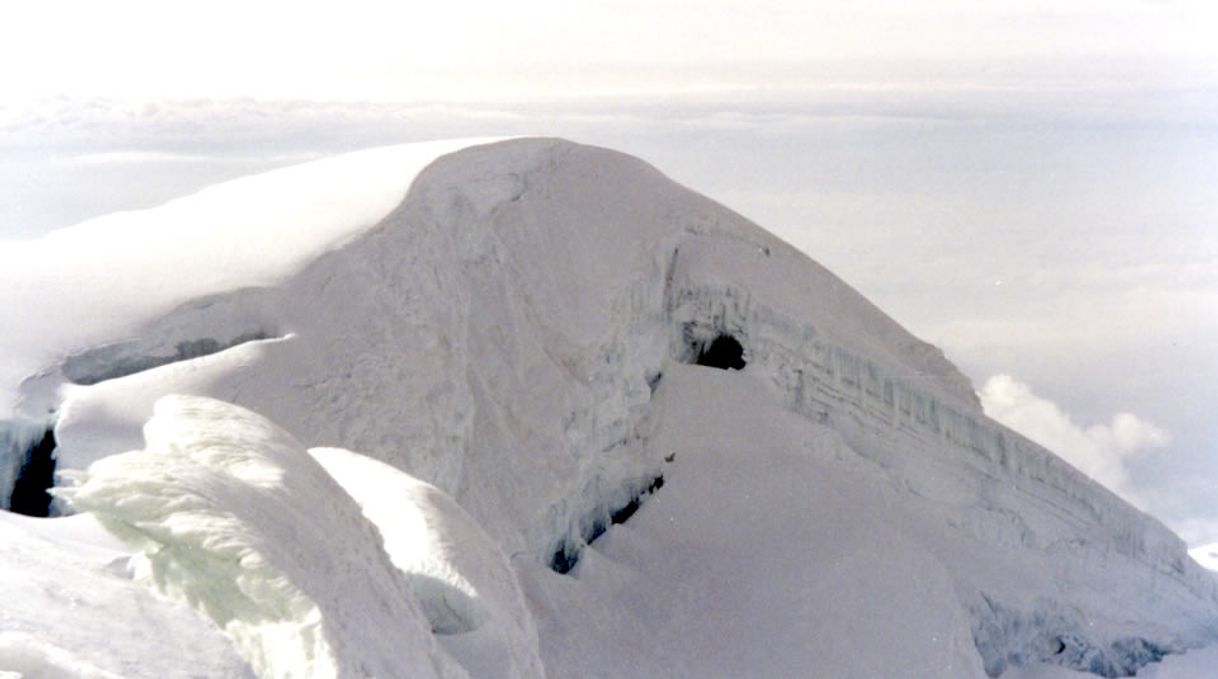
694, 334, 745, 370
549, 474, 666, 574
10, 427, 56, 517
608, 475, 664, 526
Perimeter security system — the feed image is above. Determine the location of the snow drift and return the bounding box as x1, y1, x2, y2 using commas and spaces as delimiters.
308, 446, 545, 678
2, 137, 1216, 677
57, 395, 465, 679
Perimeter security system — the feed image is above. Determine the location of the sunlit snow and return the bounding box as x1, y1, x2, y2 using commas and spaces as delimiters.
1, 138, 1216, 678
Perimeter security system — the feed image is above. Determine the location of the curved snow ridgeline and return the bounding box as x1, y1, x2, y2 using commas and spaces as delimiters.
56, 395, 467, 679
2, 138, 1216, 677
57, 395, 542, 679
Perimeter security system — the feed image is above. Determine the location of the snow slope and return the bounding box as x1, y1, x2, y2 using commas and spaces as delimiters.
2, 138, 1216, 677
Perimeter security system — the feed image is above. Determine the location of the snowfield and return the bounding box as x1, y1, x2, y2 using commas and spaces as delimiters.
2, 138, 1216, 677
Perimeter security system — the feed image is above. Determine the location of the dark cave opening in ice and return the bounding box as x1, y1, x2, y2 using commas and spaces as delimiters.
693, 334, 745, 371
10, 427, 56, 517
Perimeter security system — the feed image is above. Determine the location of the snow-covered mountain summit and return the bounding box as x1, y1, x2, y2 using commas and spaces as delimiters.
1, 138, 1215, 678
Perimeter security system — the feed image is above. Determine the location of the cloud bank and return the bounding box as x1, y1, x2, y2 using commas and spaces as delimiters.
980, 374, 1170, 505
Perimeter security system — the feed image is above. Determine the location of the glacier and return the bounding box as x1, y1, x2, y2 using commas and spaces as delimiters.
1, 137, 1216, 678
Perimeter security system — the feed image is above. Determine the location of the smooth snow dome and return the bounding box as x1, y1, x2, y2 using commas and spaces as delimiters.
2, 138, 1217, 678
0, 138, 498, 420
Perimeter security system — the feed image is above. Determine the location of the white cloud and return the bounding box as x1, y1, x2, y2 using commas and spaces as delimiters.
979, 374, 1169, 504
1188, 542, 1218, 571
62, 151, 321, 167
1169, 515, 1218, 548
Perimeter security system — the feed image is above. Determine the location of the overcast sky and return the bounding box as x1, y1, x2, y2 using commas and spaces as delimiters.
3, 0, 1216, 101
2, 1, 1216, 547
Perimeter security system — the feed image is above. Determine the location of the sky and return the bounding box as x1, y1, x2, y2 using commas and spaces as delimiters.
1, 1, 1217, 545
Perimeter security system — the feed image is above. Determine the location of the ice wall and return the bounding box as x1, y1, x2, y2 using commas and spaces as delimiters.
661, 236, 1218, 673
669, 241, 1201, 579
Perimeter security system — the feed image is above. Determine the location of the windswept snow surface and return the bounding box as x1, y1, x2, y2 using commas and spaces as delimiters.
2, 138, 1217, 677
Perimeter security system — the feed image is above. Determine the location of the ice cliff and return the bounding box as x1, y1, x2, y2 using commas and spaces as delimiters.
1, 138, 1216, 678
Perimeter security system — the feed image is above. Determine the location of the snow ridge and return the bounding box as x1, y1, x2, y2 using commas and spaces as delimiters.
57, 395, 464, 679
309, 446, 546, 679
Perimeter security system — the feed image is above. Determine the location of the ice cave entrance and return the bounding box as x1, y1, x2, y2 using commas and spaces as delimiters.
10, 428, 56, 517
694, 334, 746, 371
